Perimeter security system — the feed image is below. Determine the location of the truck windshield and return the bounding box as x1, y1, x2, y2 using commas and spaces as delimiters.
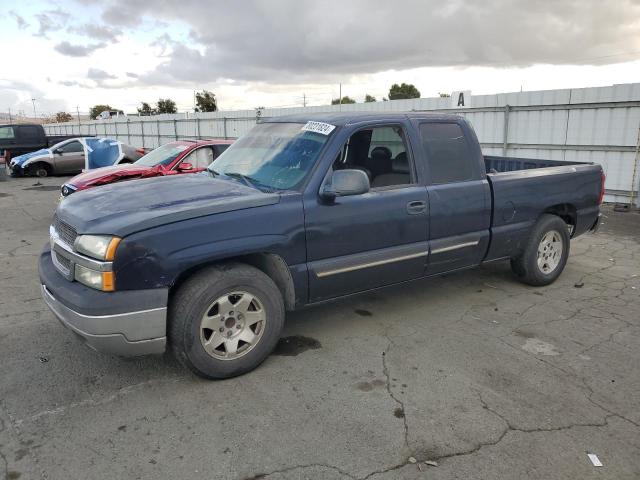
209, 122, 332, 191
135, 142, 190, 167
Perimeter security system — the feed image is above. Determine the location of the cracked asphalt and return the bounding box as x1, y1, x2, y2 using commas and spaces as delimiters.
1, 175, 639, 480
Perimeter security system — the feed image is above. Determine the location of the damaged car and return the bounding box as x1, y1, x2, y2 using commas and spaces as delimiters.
60, 139, 233, 197
9, 137, 144, 177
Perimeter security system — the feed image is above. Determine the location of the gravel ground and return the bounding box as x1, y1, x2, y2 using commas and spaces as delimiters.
1, 175, 639, 480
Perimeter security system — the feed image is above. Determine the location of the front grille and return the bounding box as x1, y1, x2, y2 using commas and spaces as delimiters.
53, 214, 77, 246
51, 249, 72, 278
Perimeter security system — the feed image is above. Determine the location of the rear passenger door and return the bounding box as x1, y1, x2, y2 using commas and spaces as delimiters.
416, 120, 491, 274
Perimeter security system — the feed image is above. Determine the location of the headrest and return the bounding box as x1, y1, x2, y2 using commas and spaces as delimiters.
370, 146, 392, 160
393, 152, 409, 173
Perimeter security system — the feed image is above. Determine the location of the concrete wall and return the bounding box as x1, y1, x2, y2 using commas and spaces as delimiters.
44, 83, 640, 204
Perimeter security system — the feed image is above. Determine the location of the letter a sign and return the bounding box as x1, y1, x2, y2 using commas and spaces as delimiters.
451, 91, 471, 108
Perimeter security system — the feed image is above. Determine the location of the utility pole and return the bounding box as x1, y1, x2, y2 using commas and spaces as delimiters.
76, 106, 81, 126
31, 98, 37, 119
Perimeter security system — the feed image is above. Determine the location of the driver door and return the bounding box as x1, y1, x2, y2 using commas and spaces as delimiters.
54, 141, 85, 174
303, 123, 428, 302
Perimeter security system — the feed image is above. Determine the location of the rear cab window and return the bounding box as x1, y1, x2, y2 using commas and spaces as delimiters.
419, 122, 478, 184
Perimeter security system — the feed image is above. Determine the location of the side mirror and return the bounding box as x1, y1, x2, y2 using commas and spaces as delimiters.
178, 162, 193, 171
320, 169, 370, 201
54, 150, 62, 155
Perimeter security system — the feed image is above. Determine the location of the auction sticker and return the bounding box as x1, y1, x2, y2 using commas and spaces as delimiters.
301, 121, 336, 135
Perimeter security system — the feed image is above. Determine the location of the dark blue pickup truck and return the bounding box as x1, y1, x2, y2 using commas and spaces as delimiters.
39, 113, 604, 378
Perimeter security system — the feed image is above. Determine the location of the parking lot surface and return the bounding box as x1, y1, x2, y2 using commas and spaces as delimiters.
1, 175, 639, 480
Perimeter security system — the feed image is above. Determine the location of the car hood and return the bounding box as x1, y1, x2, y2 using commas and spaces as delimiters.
11, 148, 51, 167
56, 172, 280, 237
67, 163, 153, 188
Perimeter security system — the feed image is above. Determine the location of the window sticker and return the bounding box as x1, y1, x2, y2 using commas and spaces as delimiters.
301, 121, 336, 135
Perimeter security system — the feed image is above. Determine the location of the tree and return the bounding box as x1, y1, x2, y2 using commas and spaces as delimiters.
388, 83, 421, 100
156, 98, 177, 114
195, 90, 218, 112
137, 102, 156, 116
55, 112, 73, 123
364, 94, 377, 103
89, 104, 114, 119
331, 96, 356, 105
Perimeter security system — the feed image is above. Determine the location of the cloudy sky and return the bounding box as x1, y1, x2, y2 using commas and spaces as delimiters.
1, 0, 640, 117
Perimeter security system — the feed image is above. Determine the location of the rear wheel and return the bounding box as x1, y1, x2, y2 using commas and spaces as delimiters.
169, 263, 285, 379
510, 214, 570, 286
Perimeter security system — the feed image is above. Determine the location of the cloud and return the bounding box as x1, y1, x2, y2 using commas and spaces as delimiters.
34, 8, 70, 37
9, 11, 29, 29
87, 68, 118, 80
126, 72, 139, 78
89, 0, 640, 85
54, 41, 107, 57
69, 24, 122, 43
58, 80, 91, 88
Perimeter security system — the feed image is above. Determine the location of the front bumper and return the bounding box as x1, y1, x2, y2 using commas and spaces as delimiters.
39, 247, 168, 356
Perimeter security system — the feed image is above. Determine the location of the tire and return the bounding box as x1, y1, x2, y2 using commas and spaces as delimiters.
169, 263, 285, 379
510, 214, 570, 286
30, 163, 50, 177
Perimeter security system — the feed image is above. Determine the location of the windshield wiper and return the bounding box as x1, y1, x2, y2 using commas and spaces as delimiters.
222, 172, 270, 192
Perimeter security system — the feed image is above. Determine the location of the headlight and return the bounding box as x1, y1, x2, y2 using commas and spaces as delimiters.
74, 264, 115, 291
75, 235, 120, 260
61, 184, 76, 197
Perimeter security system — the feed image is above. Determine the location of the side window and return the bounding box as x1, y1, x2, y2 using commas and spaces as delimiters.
214, 144, 230, 158
58, 141, 83, 154
0, 126, 15, 139
332, 125, 413, 189
185, 147, 214, 169
419, 123, 475, 184
18, 126, 41, 140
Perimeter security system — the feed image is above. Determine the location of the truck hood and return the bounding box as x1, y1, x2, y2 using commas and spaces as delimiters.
56, 172, 280, 237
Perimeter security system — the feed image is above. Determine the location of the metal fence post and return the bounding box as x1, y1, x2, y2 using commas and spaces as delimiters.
174, 119, 178, 140
223, 117, 228, 139
127, 119, 131, 145
141, 120, 145, 149
502, 105, 510, 156
157, 119, 161, 147
196, 117, 201, 139
629, 124, 640, 207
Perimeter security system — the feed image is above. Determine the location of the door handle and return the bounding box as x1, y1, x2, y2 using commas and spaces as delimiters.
406, 200, 426, 214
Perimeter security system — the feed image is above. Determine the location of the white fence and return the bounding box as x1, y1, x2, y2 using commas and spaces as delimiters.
45, 83, 640, 205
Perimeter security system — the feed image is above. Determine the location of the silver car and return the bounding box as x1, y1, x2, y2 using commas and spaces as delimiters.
9, 137, 144, 177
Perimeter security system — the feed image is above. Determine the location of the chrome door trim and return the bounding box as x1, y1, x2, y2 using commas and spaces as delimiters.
312, 241, 428, 278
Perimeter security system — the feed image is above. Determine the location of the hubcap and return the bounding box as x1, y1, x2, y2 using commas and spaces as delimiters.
537, 230, 563, 274
199, 291, 266, 360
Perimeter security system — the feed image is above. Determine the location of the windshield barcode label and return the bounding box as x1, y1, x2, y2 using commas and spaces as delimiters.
301, 121, 336, 135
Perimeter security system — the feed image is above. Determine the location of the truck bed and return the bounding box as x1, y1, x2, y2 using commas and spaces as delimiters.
483, 154, 602, 262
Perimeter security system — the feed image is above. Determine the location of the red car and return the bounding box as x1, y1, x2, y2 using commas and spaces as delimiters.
60, 139, 233, 197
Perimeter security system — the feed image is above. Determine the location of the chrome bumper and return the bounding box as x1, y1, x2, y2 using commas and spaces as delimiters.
41, 284, 167, 356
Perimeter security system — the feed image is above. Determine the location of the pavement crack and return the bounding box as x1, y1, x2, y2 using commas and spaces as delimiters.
381, 338, 410, 452
241, 463, 357, 480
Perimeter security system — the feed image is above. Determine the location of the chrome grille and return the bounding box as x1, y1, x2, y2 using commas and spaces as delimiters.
53, 215, 77, 247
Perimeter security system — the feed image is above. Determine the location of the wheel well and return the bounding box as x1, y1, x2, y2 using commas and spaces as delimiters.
169, 253, 296, 311
543, 203, 576, 234
29, 161, 51, 172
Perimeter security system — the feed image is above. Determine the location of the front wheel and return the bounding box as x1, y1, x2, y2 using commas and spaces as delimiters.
169, 263, 285, 379
510, 214, 570, 286
30, 163, 50, 177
